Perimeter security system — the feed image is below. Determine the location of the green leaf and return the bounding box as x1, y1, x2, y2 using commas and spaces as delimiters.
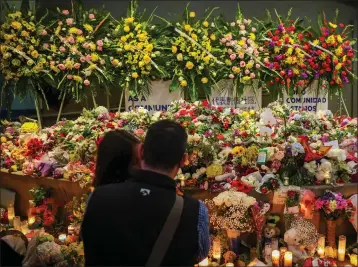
169, 78, 179, 93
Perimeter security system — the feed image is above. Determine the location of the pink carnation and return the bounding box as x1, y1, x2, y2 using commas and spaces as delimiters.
86, 55, 92, 61
41, 30, 47, 36
80, 56, 86, 63
240, 25, 245, 30
82, 43, 90, 49
256, 64, 260, 68
96, 40, 104, 47
66, 18, 74, 25
226, 34, 232, 41
240, 61, 246, 67
245, 69, 250, 75
43, 43, 49, 49
250, 73, 256, 79
59, 46, 66, 52
62, 10, 69, 15
89, 14, 95, 19
229, 74, 235, 79
58, 64, 66, 70
68, 36, 75, 43
239, 54, 244, 59
58, 21, 63, 26
74, 63, 81, 69
77, 29, 83, 35
230, 54, 236, 60
100, 60, 105, 65
243, 19, 248, 24
251, 27, 257, 32
97, 46, 103, 51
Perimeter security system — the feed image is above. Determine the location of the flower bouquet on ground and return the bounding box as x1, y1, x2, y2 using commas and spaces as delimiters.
0, 9, 52, 125
108, 0, 167, 111
251, 201, 270, 260
205, 190, 256, 255
156, 4, 222, 101
315, 190, 356, 247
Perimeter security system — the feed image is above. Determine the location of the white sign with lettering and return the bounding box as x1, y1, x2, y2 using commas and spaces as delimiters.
210, 80, 262, 110
283, 80, 328, 112
125, 80, 182, 113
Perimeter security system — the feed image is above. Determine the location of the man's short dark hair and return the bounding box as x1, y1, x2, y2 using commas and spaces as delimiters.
143, 120, 187, 170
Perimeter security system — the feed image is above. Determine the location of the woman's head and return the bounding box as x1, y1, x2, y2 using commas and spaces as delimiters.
94, 130, 140, 187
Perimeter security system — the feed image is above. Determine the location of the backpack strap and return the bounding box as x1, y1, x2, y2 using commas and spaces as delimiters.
145, 195, 184, 267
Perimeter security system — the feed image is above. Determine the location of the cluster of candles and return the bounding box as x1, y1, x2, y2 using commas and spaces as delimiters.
7, 204, 30, 235
271, 247, 292, 267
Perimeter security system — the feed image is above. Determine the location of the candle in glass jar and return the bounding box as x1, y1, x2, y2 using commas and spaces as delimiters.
338, 235, 346, 262
226, 263, 234, 267
198, 258, 209, 266
284, 251, 293, 267
212, 239, 221, 261
317, 234, 325, 257
7, 204, 15, 226
350, 254, 357, 266
59, 234, 67, 242
272, 250, 280, 267
20, 221, 29, 235
13, 216, 21, 230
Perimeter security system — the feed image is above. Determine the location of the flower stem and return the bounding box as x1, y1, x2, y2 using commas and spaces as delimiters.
57, 91, 66, 123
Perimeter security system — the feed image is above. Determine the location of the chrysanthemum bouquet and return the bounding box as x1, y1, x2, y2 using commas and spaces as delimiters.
46, 6, 113, 103
157, 4, 222, 101
108, 0, 167, 109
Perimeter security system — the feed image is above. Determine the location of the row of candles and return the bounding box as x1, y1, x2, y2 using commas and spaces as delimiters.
6, 202, 36, 235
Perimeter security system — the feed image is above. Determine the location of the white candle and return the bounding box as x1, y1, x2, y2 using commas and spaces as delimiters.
198, 258, 209, 266
7, 204, 15, 226
59, 234, 67, 242
272, 250, 280, 267
284, 251, 293, 267
226, 263, 234, 267
13, 216, 21, 230
317, 234, 325, 257
338, 235, 346, 262
20, 221, 29, 235
212, 239, 221, 261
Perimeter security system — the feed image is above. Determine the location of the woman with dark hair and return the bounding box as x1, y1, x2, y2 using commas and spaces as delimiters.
93, 130, 141, 187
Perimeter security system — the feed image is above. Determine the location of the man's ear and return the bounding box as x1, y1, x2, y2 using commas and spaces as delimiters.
180, 153, 189, 168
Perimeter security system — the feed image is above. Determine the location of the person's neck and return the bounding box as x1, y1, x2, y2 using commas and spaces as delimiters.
141, 164, 177, 179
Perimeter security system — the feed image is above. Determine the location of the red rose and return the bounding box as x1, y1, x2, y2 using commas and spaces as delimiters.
202, 100, 209, 107
261, 187, 268, 194
217, 134, 224, 140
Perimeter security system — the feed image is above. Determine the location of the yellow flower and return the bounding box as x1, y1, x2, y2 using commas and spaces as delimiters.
69, 27, 79, 34
184, 24, 192, 32
201, 77, 208, 84
120, 36, 127, 42
337, 35, 343, 43
329, 200, 337, 211
249, 110, 255, 115
91, 53, 99, 62
313, 39, 319, 45
231, 146, 245, 157
76, 36, 85, 43
274, 47, 281, 53
189, 12, 196, 18
286, 47, 293, 56
89, 43, 96, 51
172, 46, 178, 53
21, 122, 38, 133
203, 56, 210, 63
112, 59, 119, 66
73, 75, 83, 83
124, 26, 130, 32
1, 136, 7, 143
285, 57, 293, 64
225, 59, 232, 66
125, 17, 134, 24
30, 50, 39, 58
136, 43, 143, 50
65, 60, 73, 69
292, 68, 299, 75
177, 53, 183, 61
191, 33, 198, 41
326, 35, 335, 45
143, 55, 151, 64
11, 165, 18, 172
124, 44, 131, 51
242, 76, 251, 81
138, 61, 145, 67
185, 61, 194, 69
84, 24, 93, 32
335, 47, 343, 56
242, 111, 249, 118
146, 44, 153, 52
11, 21, 22, 30
132, 72, 139, 79
180, 80, 187, 87
249, 33, 256, 41
203, 21, 209, 27
206, 163, 223, 177
329, 22, 337, 29
21, 30, 29, 37
246, 61, 254, 69
50, 65, 60, 73
210, 34, 216, 41
233, 67, 241, 74
319, 52, 327, 60
137, 33, 147, 41
335, 63, 342, 70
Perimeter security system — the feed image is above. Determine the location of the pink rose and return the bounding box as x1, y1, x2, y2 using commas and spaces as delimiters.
83, 79, 90, 86
68, 36, 75, 43
96, 40, 104, 47
230, 54, 236, 60
232, 66, 237, 71
22, 161, 35, 175
243, 19, 248, 24
264, 57, 269, 63
77, 29, 83, 35
58, 21, 63, 26
243, 44, 248, 49
229, 74, 235, 79
58, 64, 66, 70
241, 37, 247, 41
245, 69, 250, 75
226, 34, 232, 41
89, 14, 95, 19
254, 51, 259, 57
226, 42, 231, 47
66, 18, 73, 25
250, 73, 256, 79
74, 63, 81, 69
227, 49, 233, 54
239, 54, 244, 59
41, 30, 47, 36
274, 151, 285, 161
86, 55, 92, 61
220, 38, 227, 44
62, 10, 70, 15
50, 61, 55, 65
240, 61, 246, 67
97, 46, 103, 51
240, 25, 245, 30
82, 43, 90, 49
251, 27, 257, 32
256, 64, 260, 68
80, 56, 86, 63
67, 75, 73, 80
59, 46, 66, 52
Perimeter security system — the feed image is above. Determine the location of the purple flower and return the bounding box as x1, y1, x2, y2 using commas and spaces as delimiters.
278, 24, 284, 31
301, 72, 308, 79
269, 41, 275, 47
5, 127, 15, 135
287, 69, 293, 76
269, 63, 274, 69
36, 162, 54, 177
204, 131, 212, 137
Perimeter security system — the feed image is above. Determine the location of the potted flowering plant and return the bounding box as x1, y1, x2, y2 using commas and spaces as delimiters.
315, 190, 356, 247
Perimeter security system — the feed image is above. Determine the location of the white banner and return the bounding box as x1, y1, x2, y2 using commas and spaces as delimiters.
125, 80, 181, 113
210, 80, 262, 110
283, 80, 328, 112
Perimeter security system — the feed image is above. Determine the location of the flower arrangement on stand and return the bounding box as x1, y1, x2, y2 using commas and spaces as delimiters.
315, 190, 356, 247
0, 10, 52, 126
156, 4, 222, 101
108, 0, 167, 111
